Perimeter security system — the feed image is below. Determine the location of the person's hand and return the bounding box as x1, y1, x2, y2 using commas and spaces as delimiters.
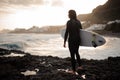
63, 43, 66, 48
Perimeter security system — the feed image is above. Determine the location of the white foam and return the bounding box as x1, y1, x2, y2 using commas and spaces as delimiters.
0, 33, 120, 60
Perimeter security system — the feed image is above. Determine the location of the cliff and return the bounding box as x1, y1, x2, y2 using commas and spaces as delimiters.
78, 0, 120, 23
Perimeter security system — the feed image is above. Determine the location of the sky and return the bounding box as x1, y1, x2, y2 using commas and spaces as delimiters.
0, 0, 108, 30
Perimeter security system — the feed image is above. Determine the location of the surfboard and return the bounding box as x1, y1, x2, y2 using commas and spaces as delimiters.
61, 29, 106, 47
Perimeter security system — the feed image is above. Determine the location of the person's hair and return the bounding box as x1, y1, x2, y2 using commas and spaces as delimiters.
68, 10, 77, 20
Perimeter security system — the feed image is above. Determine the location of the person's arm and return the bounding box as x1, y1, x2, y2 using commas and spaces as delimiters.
79, 21, 82, 29
64, 22, 69, 48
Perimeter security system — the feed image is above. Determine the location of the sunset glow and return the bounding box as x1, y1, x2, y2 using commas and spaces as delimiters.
0, 0, 108, 30
7, 6, 67, 29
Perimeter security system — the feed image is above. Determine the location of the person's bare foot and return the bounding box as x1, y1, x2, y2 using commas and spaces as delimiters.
77, 66, 83, 70
66, 70, 78, 75
77, 66, 85, 75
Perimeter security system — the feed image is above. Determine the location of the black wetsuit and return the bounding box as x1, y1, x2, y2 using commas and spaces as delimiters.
64, 19, 82, 71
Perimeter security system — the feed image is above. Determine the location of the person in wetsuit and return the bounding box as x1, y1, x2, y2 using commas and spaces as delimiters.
63, 10, 82, 73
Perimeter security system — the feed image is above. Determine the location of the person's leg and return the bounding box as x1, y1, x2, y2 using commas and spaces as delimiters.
69, 43, 76, 71
75, 44, 81, 66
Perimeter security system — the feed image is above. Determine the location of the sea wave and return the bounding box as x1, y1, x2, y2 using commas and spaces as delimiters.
0, 42, 26, 51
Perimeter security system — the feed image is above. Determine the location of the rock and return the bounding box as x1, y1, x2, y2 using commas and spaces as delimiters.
0, 49, 120, 80
0, 48, 10, 55
104, 21, 120, 33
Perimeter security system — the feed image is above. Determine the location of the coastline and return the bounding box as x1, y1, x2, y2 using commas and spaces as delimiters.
0, 49, 120, 80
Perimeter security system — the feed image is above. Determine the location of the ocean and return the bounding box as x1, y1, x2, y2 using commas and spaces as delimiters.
0, 26, 120, 59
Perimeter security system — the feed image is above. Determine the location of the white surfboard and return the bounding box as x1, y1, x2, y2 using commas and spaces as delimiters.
61, 29, 106, 47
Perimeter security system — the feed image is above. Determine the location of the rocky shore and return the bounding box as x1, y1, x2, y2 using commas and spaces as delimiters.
92, 20, 120, 37
0, 49, 120, 80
